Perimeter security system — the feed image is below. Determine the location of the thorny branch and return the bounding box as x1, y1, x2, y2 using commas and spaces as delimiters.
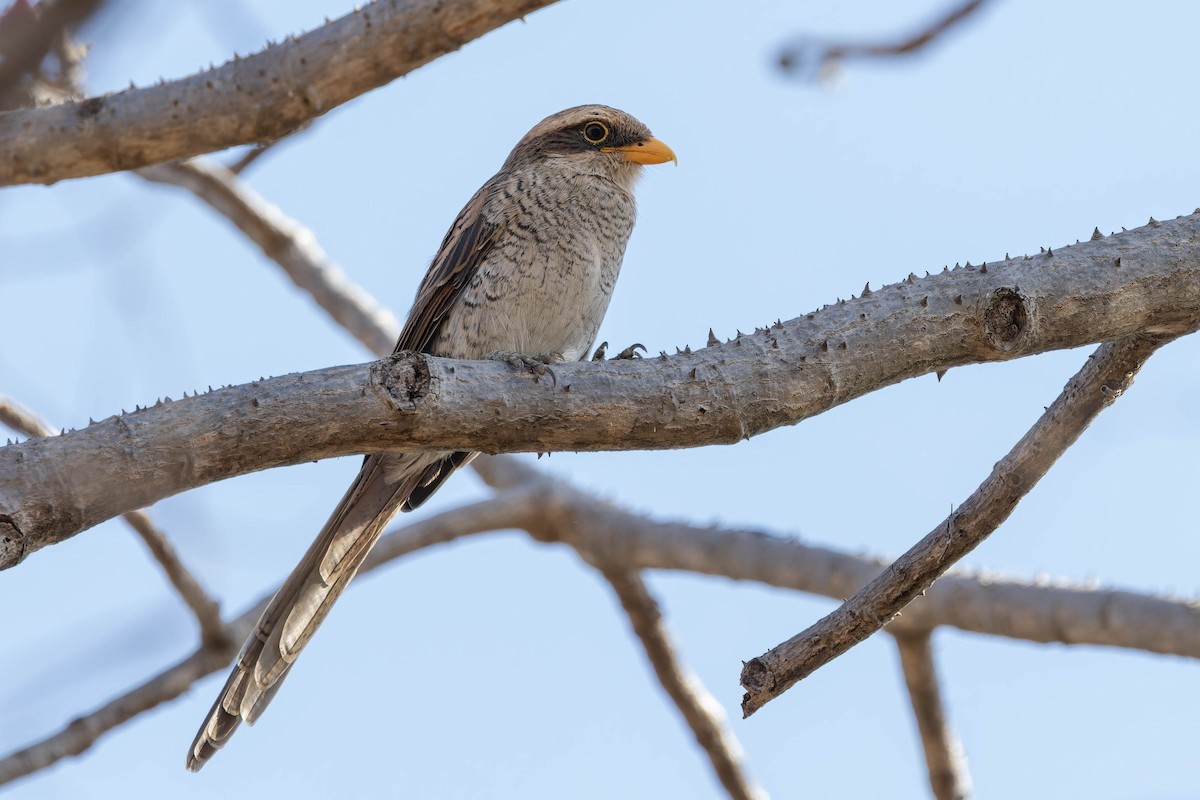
894, 632, 972, 800
4, 211, 1200, 567
6, 35, 1199, 793
0, 0, 560, 185
0, 395, 226, 648
739, 333, 1176, 715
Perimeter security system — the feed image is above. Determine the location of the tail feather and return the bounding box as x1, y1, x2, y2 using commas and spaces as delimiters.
186, 451, 450, 772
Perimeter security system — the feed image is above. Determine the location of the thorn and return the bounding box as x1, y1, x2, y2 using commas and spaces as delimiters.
924, 271, 930, 277
707, 328, 719, 347
1046, 247, 1053, 257
683, 345, 692, 355
659, 351, 668, 360
774, 319, 783, 328
1040, 246, 1045, 253
936, 369, 947, 382
942, 266, 949, 273
965, 261, 972, 268
1148, 216, 1158, 226
906, 273, 916, 284
1121, 227, 1127, 232
861, 282, 872, 296
563, 384, 571, 392
1114, 256, 1121, 267
837, 341, 846, 349
980, 264, 988, 274
1004, 252, 1010, 260
736, 329, 744, 338
688, 367, 697, 379
1091, 227, 1103, 240
771, 338, 779, 348
920, 296, 928, 307
820, 339, 829, 351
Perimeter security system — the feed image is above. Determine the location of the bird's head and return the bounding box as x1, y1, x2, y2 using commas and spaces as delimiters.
503, 105, 676, 189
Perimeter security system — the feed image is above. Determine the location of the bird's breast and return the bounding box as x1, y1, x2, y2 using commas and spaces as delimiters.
436, 170, 637, 362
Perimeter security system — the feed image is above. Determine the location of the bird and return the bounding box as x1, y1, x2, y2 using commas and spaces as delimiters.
186, 105, 675, 771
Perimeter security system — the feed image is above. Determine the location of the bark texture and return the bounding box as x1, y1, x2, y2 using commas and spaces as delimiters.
0, 0, 557, 185
1, 213, 1198, 568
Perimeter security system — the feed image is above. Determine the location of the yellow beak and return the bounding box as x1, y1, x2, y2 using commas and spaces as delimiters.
602, 137, 677, 166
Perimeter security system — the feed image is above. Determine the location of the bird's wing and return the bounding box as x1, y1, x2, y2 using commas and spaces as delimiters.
389, 177, 503, 509
395, 179, 502, 354
188, 181, 505, 772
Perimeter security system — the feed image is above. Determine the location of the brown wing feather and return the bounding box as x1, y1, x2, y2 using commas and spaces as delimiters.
396, 179, 501, 354
187, 177, 504, 772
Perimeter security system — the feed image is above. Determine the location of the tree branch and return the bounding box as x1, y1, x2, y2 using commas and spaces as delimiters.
894, 631, 971, 800
740, 333, 1173, 715
0, 395, 225, 647
0, 491, 531, 787
469, 456, 1200, 659
5, 451, 1197, 786
3, 213, 1199, 567
779, 0, 991, 78
138, 157, 400, 355
597, 567, 762, 800
0, 0, 559, 186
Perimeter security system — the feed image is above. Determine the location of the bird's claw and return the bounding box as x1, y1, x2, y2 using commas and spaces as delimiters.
592, 341, 646, 361
487, 350, 565, 385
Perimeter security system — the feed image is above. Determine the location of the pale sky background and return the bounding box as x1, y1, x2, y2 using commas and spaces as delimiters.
2, 1, 1199, 798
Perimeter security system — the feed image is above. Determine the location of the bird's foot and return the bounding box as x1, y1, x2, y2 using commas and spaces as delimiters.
591, 341, 646, 361
487, 350, 566, 384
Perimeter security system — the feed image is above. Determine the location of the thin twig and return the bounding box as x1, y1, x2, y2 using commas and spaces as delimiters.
0, 491, 533, 787
740, 333, 1176, 716
0, 394, 226, 648
598, 567, 762, 800
894, 631, 971, 800
119, 510, 227, 649
225, 123, 311, 175
138, 158, 400, 355
779, 0, 990, 78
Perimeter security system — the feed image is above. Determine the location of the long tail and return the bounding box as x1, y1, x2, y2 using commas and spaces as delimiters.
186, 451, 456, 771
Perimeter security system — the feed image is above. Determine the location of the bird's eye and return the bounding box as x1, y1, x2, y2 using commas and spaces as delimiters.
583, 121, 610, 144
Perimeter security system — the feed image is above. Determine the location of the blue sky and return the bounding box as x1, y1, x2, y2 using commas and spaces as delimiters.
2, 0, 1199, 797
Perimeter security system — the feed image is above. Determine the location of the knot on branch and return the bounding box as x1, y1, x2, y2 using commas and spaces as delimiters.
983, 287, 1031, 352
371, 352, 431, 408
0, 515, 25, 570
